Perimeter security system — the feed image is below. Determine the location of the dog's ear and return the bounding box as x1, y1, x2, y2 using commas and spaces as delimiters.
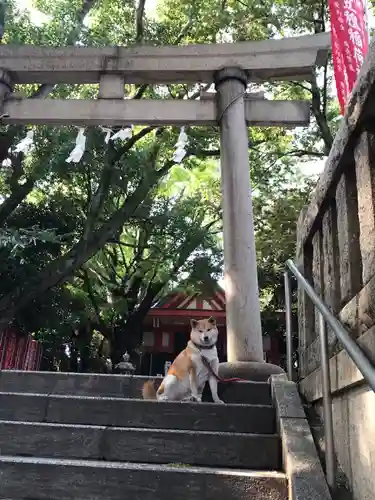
208, 316, 216, 325
190, 319, 198, 328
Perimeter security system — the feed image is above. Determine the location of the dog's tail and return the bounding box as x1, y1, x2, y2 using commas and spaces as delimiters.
142, 380, 157, 400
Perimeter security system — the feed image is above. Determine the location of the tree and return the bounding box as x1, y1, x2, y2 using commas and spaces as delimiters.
67, 166, 223, 362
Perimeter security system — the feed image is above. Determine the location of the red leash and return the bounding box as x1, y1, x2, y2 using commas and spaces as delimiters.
200, 355, 244, 384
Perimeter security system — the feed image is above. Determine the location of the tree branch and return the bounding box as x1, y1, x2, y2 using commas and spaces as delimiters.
175, 16, 194, 44
135, 0, 147, 44
186, 148, 220, 159
103, 246, 123, 283
189, 83, 211, 100
0, 0, 6, 43
280, 149, 326, 158
0, 178, 35, 227
290, 81, 312, 93
322, 60, 328, 120
82, 268, 104, 327
319, 0, 326, 32
82, 142, 115, 241
85, 264, 113, 286
311, 71, 333, 154
113, 125, 155, 162
117, 239, 131, 275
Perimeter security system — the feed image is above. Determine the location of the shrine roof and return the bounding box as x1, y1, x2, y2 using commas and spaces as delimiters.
148, 285, 226, 318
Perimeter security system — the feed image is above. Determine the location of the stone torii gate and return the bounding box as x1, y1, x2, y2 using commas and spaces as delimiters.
0, 32, 330, 380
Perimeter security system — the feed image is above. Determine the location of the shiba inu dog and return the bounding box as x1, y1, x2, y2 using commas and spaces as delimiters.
142, 316, 224, 404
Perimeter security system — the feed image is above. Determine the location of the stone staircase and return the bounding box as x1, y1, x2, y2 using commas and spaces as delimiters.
0, 370, 331, 499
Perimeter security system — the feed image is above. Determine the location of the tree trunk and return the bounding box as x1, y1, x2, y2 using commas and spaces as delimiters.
69, 346, 79, 372
75, 325, 93, 373
79, 344, 91, 373
0, 178, 35, 226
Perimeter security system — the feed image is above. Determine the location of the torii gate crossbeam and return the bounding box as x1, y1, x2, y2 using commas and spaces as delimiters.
0, 32, 329, 84
2, 98, 310, 127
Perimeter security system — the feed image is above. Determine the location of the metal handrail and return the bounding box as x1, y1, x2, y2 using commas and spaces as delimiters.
284, 258, 375, 491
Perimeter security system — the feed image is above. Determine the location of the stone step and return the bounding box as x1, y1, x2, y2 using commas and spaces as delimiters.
0, 392, 276, 434
0, 420, 281, 469
0, 370, 271, 405
0, 455, 288, 500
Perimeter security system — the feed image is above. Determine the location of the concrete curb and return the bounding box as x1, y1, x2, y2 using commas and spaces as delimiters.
269, 374, 332, 500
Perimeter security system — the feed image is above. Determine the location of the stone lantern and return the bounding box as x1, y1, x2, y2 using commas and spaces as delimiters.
114, 352, 135, 375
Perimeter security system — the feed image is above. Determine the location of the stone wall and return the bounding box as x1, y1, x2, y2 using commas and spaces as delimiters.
296, 36, 375, 500
299, 327, 375, 500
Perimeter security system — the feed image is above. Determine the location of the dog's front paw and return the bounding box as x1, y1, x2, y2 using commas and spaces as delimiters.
190, 395, 202, 403
214, 398, 225, 405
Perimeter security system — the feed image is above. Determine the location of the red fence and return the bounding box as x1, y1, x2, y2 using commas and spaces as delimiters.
0, 329, 42, 370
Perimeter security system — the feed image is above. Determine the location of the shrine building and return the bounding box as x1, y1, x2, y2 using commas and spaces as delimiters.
140, 285, 282, 376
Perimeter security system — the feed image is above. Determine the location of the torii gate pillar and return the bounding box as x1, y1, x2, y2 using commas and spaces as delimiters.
215, 67, 283, 380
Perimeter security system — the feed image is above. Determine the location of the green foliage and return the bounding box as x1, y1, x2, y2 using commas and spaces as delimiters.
254, 175, 315, 311
0, 226, 67, 255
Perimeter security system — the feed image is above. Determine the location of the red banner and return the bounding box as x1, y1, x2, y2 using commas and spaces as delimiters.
329, 0, 368, 114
